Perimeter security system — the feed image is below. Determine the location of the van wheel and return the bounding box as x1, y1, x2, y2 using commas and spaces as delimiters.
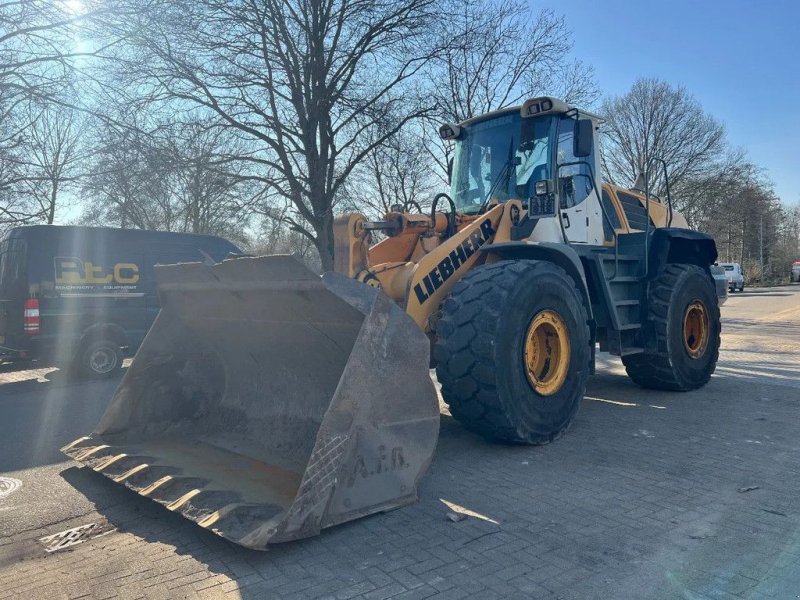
78, 339, 123, 379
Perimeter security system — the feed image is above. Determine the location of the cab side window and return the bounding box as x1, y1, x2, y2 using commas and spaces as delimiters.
556, 118, 595, 209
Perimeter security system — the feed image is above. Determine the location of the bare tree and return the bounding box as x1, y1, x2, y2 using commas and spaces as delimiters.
349, 128, 437, 218
432, 0, 598, 124
421, 0, 598, 179
99, 0, 441, 269
81, 115, 165, 229
164, 122, 259, 240
19, 105, 84, 223
0, 0, 118, 227
601, 78, 727, 195
83, 116, 256, 244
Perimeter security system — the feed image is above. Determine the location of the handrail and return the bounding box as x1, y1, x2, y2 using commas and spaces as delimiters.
643, 157, 674, 278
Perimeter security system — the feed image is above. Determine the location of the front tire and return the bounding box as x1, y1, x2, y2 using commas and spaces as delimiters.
434, 260, 591, 444
623, 264, 720, 391
76, 339, 123, 379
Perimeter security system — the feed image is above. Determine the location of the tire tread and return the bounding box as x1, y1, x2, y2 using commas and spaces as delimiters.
435, 260, 589, 444
623, 264, 720, 391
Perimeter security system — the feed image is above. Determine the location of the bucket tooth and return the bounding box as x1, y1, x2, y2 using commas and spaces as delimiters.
61, 255, 440, 548
93, 453, 127, 472
61, 437, 91, 452
113, 464, 149, 483
72, 445, 110, 461
139, 476, 173, 497
167, 489, 202, 511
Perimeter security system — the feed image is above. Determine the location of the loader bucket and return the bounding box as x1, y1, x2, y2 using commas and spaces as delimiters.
62, 255, 439, 548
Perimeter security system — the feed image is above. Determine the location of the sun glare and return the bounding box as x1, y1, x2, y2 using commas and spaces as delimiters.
64, 0, 85, 14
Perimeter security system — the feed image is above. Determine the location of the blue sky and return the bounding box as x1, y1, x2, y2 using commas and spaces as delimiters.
558, 0, 799, 205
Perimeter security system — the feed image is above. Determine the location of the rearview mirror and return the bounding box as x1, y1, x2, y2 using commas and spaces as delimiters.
574, 119, 593, 158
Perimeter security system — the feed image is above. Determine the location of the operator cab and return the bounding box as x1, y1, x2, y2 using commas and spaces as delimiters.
440, 97, 605, 245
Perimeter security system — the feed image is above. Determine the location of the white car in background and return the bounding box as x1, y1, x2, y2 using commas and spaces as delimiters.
719, 262, 745, 292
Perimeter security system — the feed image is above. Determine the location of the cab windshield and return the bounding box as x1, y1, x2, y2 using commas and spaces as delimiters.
450, 113, 554, 214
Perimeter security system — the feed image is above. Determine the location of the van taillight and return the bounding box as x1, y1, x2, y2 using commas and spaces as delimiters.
24, 298, 40, 335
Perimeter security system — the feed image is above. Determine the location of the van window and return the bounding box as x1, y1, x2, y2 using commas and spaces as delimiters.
0, 238, 26, 291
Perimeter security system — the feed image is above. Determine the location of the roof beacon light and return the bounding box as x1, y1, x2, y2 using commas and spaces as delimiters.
521, 97, 570, 118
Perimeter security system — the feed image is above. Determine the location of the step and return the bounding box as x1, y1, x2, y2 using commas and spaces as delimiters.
614, 299, 640, 307
609, 276, 640, 283
598, 254, 642, 263
617, 323, 642, 331
619, 346, 645, 356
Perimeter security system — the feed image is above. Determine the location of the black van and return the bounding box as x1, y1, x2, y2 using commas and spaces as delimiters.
0, 225, 241, 377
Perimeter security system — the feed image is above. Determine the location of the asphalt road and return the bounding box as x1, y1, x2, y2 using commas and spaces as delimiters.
0, 285, 799, 599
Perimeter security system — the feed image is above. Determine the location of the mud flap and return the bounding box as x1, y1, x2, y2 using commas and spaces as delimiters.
62, 255, 439, 549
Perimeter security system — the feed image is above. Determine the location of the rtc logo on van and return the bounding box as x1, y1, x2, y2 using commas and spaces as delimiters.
54, 257, 140, 294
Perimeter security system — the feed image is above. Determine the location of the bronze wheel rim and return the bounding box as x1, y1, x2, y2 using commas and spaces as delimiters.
683, 300, 709, 359
523, 310, 570, 396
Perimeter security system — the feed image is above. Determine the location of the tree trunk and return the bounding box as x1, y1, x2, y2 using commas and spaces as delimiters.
315, 216, 335, 272
47, 181, 57, 224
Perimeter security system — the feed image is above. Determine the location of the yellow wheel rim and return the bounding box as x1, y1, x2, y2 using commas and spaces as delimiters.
523, 310, 570, 396
683, 300, 709, 359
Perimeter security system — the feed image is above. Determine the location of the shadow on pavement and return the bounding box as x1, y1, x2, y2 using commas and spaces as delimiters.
56, 412, 515, 598
58, 435, 453, 599
0, 371, 123, 472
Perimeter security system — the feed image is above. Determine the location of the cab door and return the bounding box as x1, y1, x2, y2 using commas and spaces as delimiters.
555, 118, 604, 245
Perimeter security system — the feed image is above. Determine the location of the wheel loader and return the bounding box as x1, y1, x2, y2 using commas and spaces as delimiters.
62, 97, 721, 549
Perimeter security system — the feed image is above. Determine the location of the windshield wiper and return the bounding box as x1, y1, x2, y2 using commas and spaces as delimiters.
478, 138, 516, 214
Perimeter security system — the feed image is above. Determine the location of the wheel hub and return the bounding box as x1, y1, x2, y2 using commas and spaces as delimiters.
90, 347, 117, 374
523, 309, 570, 396
682, 300, 709, 359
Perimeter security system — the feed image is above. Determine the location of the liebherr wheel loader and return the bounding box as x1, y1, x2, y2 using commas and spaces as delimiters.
63, 97, 721, 549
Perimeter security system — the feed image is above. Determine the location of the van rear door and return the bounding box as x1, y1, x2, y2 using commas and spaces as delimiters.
0, 234, 28, 351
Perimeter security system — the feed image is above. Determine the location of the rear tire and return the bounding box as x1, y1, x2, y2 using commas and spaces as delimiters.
434, 260, 591, 444
77, 339, 123, 379
623, 264, 720, 391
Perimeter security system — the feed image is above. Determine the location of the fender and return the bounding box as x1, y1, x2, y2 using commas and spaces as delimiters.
79, 322, 128, 350
482, 241, 593, 321
649, 228, 718, 276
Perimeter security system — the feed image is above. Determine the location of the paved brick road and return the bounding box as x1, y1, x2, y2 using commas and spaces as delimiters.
1, 287, 799, 599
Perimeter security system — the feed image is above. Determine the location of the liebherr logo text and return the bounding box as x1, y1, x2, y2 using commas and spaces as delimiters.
413, 219, 495, 304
